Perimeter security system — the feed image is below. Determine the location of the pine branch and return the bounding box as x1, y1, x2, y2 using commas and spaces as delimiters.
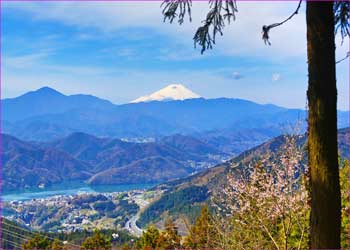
334, 1, 350, 44
162, 0, 192, 24
161, 0, 238, 54
194, 0, 238, 54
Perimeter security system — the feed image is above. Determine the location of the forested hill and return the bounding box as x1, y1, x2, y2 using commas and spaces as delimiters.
2, 132, 227, 191
138, 127, 350, 227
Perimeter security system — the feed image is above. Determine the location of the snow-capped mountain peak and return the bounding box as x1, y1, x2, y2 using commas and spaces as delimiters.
131, 84, 201, 103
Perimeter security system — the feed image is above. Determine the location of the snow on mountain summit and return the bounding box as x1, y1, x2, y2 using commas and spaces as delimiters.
131, 84, 201, 103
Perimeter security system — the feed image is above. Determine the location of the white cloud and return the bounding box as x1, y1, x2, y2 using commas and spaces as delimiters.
157, 47, 208, 61
115, 48, 136, 58
3, 56, 348, 110
4, 52, 51, 69
232, 72, 243, 80
8, 2, 350, 63
2, 54, 308, 109
3, 53, 114, 76
3, 1, 348, 110
272, 73, 281, 81
4, 1, 308, 60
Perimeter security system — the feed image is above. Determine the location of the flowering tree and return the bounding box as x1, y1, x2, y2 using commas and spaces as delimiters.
340, 159, 350, 248
162, 2, 350, 246
221, 135, 309, 250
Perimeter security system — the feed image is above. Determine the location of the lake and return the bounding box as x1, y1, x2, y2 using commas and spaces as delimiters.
2, 181, 156, 202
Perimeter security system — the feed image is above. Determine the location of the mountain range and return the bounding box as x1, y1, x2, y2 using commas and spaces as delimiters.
2, 86, 349, 193
3, 86, 349, 142
2, 132, 227, 191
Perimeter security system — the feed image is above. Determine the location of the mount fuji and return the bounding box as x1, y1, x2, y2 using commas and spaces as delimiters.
2, 86, 349, 142
131, 84, 201, 103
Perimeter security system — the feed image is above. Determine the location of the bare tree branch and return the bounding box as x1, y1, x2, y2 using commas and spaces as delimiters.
162, 0, 349, 58
262, 0, 302, 45
336, 51, 350, 64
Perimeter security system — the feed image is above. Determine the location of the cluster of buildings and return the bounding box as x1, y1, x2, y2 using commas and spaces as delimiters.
4, 189, 152, 233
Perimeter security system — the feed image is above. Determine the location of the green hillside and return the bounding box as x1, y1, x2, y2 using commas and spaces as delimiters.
139, 128, 350, 227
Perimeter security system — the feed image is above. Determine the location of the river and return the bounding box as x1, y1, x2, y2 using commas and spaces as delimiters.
2, 181, 156, 202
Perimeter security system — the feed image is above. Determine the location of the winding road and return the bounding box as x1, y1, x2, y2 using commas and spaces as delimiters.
125, 213, 143, 237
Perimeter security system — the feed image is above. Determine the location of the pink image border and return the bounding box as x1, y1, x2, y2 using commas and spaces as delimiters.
0, 0, 349, 249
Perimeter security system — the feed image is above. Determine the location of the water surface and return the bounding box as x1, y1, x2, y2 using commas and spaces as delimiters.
2, 181, 156, 202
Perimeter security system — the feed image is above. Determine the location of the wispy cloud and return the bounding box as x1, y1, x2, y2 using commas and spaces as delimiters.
116, 48, 135, 58
4, 52, 119, 76
3, 1, 349, 110
4, 51, 52, 69
6, 1, 345, 62
4, 1, 308, 60
158, 47, 209, 61
232, 72, 244, 80
272, 73, 281, 81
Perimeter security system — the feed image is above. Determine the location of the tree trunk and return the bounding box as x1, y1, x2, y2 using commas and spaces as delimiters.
306, 1, 341, 249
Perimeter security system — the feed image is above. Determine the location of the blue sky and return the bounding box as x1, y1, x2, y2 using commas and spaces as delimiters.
2, 1, 349, 110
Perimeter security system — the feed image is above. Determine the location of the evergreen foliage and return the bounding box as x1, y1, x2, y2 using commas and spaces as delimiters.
22, 234, 52, 250
138, 186, 208, 227
81, 230, 112, 250
340, 159, 350, 248
157, 218, 182, 249
183, 206, 220, 249
136, 225, 161, 249
161, 1, 350, 247
136, 218, 182, 250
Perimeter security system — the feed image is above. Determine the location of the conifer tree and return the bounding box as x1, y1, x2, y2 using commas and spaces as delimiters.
340, 159, 350, 249
161, 2, 350, 247
136, 225, 161, 250
158, 218, 182, 249
22, 234, 52, 250
81, 230, 111, 250
51, 238, 65, 250
184, 206, 219, 249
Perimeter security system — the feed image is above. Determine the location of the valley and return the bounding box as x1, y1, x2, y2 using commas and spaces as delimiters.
2, 86, 349, 249
3, 127, 349, 238
3, 86, 348, 193
137, 127, 350, 228
2, 132, 229, 192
